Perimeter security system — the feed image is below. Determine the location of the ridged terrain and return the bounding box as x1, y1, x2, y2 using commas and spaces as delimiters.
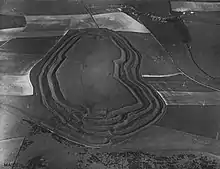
36, 28, 166, 147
